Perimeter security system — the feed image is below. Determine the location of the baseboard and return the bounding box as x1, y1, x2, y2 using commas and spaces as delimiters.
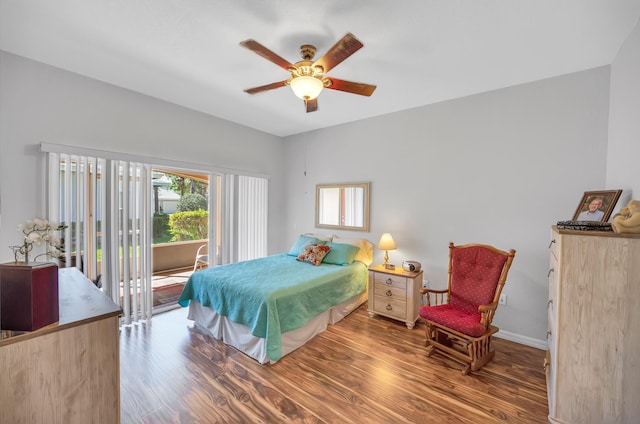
494, 330, 547, 350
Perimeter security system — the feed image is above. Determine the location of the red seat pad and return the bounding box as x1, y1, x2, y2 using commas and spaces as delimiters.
419, 304, 485, 337
449, 246, 507, 314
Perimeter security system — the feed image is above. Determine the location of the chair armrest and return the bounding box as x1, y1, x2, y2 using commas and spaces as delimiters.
420, 288, 448, 306
477, 302, 497, 313
478, 302, 499, 327
420, 288, 447, 295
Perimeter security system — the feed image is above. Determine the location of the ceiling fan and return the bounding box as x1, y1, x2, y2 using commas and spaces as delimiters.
240, 33, 376, 113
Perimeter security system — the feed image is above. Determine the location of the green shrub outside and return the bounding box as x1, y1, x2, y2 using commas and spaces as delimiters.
169, 210, 208, 241
177, 193, 208, 212
153, 213, 170, 238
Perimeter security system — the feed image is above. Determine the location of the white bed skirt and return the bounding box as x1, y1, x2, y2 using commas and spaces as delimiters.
187, 289, 368, 364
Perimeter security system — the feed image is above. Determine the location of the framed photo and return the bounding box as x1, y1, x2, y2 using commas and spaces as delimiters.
572, 190, 623, 222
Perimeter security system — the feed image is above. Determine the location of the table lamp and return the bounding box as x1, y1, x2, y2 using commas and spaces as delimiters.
377, 233, 397, 269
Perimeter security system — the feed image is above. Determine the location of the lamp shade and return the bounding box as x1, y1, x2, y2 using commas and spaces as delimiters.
290, 76, 324, 100
377, 233, 397, 251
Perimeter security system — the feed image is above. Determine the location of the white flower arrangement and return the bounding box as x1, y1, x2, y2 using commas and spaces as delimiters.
10, 218, 66, 264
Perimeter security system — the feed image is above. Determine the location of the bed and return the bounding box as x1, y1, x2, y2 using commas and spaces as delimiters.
178, 235, 373, 363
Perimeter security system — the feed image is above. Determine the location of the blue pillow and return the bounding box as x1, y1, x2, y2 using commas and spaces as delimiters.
287, 235, 325, 256
322, 242, 360, 265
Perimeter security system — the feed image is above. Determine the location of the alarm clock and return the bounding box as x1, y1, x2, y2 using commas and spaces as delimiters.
402, 261, 422, 272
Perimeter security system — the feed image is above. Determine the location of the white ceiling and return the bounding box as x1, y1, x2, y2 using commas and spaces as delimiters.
1, 1, 639, 137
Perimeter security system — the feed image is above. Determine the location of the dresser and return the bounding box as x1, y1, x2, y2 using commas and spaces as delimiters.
367, 265, 423, 329
546, 226, 640, 424
0, 267, 122, 424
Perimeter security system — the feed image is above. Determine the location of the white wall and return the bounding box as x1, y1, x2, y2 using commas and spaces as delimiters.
607, 19, 640, 197
283, 67, 612, 346
3, 37, 633, 347
0, 52, 286, 260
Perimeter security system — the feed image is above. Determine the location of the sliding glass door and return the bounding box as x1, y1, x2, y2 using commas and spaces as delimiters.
44, 144, 269, 324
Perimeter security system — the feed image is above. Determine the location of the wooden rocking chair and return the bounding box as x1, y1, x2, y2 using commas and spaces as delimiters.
419, 242, 516, 375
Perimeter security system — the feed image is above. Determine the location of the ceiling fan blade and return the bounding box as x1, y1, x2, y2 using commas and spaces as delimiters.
313, 33, 363, 74
324, 77, 376, 96
239, 39, 294, 71
244, 80, 288, 95
305, 98, 318, 113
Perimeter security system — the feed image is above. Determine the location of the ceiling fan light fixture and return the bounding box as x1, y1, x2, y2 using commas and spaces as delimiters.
240, 34, 375, 111
290, 76, 324, 100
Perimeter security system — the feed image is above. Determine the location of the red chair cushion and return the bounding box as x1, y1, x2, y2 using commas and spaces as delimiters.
418, 304, 485, 337
449, 245, 508, 314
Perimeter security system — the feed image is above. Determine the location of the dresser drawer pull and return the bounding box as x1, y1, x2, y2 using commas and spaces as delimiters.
386, 304, 393, 311
386, 290, 393, 297
547, 330, 552, 338
548, 239, 556, 249
385, 278, 393, 285
547, 299, 553, 308
548, 268, 554, 277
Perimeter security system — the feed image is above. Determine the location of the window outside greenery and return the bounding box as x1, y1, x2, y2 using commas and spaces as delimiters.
153, 172, 209, 244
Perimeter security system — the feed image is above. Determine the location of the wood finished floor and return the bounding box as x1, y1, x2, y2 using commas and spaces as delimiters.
120, 304, 549, 423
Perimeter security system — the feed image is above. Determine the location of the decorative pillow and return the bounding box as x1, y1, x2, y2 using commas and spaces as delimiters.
304, 232, 333, 242
331, 236, 374, 266
296, 243, 332, 266
288, 235, 325, 256
322, 242, 360, 265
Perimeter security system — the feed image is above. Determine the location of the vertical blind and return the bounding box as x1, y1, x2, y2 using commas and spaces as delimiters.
45, 144, 269, 326
220, 174, 268, 264
47, 152, 153, 324
237, 175, 268, 261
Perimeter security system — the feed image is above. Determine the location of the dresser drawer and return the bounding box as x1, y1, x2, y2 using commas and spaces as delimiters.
549, 230, 561, 262
545, 349, 554, 415
548, 261, 558, 300
373, 295, 407, 320
547, 305, 556, 352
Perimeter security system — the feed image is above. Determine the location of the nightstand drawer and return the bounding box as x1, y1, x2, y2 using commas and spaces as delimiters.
374, 284, 406, 299
373, 273, 407, 290
373, 296, 407, 320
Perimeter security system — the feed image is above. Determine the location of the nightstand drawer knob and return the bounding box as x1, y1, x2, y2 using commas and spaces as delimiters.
386, 290, 392, 297
385, 278, 393, 285
386, 304, 393, 311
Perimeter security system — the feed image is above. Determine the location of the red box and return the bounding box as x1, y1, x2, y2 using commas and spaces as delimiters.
0, 262, 59, 331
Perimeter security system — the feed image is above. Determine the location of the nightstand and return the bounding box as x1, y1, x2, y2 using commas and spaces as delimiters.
367, 264, 423, 329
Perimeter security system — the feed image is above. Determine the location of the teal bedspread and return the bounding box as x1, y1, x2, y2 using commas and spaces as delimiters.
178, 253, 367, 361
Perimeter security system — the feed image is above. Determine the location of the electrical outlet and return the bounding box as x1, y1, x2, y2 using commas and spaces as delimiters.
422, 279, 429, 288
499, 294, 507, 305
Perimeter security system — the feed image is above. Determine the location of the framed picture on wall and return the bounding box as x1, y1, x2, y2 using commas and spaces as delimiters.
572, 190, 623, 222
